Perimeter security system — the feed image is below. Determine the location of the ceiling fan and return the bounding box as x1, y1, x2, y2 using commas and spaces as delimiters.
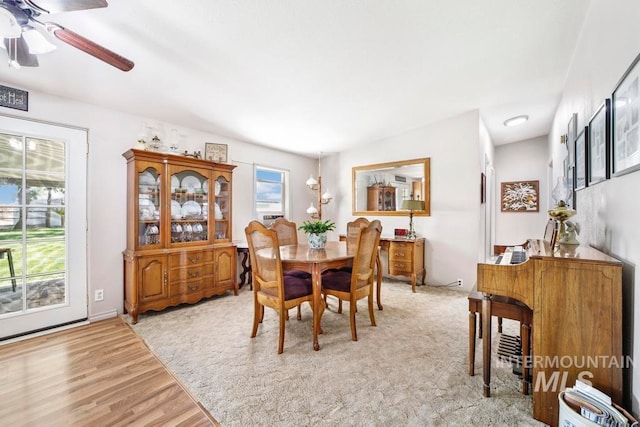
0, 0, 134, 71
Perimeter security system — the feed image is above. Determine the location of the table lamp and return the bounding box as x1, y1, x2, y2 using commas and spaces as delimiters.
401, 199, 425, 239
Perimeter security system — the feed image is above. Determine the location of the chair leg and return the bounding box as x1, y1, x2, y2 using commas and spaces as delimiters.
251, 300, 261, 338
297, 304, 302, 320
469, 311, 476, 376
498, 317, 503, 333
278, 309, 286, 354
478, 312, 483, 339
338, 299, 343, 314
368, 292, 376, 327
350, 299, 358, 341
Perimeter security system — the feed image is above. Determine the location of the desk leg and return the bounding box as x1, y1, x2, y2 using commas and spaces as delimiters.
482, 295, 492, 397
375, 252, 383, 310
311, 263, 324, 351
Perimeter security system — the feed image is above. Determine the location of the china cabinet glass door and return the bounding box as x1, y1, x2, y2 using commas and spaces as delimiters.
138, 166, 162, 248
170, 168, 209, 245
214, 175, 231, 241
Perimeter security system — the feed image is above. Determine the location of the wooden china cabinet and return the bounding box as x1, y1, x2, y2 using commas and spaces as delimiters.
122, 149, 237, 323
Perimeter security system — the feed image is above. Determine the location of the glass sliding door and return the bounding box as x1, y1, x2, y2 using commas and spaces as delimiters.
0, 116, 87, 340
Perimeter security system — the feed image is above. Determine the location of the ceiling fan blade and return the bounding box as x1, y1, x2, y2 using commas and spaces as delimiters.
23, 0, 108, 14
44, 22, 134, 71
3, 37, 39, 67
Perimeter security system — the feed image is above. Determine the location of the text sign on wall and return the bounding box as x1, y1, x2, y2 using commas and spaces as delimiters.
0, 85, 28, 111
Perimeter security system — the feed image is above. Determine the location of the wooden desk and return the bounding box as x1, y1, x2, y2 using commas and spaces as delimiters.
379, 237, 425, 292
276, 241, 354, 351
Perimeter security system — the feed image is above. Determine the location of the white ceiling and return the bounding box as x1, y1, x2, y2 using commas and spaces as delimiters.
0, 0, 590, 156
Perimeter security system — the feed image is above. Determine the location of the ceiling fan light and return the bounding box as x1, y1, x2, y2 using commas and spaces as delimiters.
22, 27, 56, 54
503, 115, 529, 127
0, 6, 21, 39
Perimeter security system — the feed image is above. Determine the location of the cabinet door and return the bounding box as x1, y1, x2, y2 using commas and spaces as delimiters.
136, 162, 163, 250
168, 165, 211, 247
214, 247, 236, 289
138, 255, 168, 303
213, 172, 232, 242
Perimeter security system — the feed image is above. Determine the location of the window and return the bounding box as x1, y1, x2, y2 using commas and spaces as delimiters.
255, 165, 289, 218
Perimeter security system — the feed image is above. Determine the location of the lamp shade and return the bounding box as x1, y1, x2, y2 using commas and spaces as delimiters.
401, 199, 425, 211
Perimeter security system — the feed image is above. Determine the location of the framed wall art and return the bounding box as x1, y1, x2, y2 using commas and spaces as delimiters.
205, 143, 228, 163
575, 127, 588, 190
588, 99, 610, 186
567, 112, 578, 166
612, 52, 640, 176
500, 180, 539, 212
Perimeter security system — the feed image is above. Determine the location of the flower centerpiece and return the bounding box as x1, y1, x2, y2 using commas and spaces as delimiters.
298, 219, 336, 249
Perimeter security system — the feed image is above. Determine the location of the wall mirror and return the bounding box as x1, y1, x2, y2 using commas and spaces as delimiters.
352, 158, 430, 216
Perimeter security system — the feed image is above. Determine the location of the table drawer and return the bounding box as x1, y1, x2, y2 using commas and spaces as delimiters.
389, 261, 413, 275
169, 264, 213, 284
389, 242, 414, 262
169, 250, 213, 267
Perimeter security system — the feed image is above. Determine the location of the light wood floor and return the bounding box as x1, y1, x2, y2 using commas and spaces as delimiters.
0, 317, 219, 426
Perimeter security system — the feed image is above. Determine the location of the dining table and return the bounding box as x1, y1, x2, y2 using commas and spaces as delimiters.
277, 241, 354, 351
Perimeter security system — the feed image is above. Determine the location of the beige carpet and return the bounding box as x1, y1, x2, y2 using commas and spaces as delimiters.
126, 280, 545, 426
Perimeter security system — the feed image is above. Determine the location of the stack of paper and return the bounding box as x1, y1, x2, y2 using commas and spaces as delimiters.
562, 381, 638, 427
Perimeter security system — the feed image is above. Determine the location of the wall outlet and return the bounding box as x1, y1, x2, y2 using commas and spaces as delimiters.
94, 289, 104, 301
456, 278, 463, 287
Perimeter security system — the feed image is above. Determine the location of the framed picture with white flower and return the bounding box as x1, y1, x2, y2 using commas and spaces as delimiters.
500, 180, 539, 212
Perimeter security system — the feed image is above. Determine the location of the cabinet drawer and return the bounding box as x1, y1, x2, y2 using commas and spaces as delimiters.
169, 250, 213, 267
169, 264, 213, 284
389, 243, 413, 261
168, 277, 213, 296
389, 261, 413, 275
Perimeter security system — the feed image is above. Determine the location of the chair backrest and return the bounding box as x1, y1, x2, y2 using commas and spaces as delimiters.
351, 220, 382, 291
245, 221, 284, 297
345, 217, 370, 250
269, 217, 298, 246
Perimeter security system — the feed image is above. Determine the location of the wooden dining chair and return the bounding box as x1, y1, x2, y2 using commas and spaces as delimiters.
326, 217, 370, 313
321, 220, 382, 341
245, 220, 314, 354
269, 217, 310, 320
269, 217, 298, 246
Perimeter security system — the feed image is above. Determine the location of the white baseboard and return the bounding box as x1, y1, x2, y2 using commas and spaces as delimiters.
89, 309, 119, 323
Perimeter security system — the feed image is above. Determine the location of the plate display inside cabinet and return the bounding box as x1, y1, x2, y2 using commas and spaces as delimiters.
171, 200, 182, 219
203, 180, 208, 194
181, 200, 202, 218
215, 202, 223, 219
171, 176, 179, 192
181, 176, 201, 194
139, 171, 156, 186
139, 198, 156, 219
215, 181, 221, 195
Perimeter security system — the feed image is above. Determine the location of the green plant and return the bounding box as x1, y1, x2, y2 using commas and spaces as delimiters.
298, 219, 336, 234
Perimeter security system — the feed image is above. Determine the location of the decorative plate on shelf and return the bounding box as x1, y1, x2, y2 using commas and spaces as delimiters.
214, 202, 223, 219
214, 181, 221, 196
171, 176, 180, 192
139, 171, 156, 186
203, 180, 208, 194
181, 176, 201, 194
181, 200, 202, 218
171, 200, 182, 218
139, 198, 155, 219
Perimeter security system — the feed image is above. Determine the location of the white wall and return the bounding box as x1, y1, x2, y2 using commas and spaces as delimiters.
549, 0, 640, 414
0, 88, 317, 321
325, 110, 482, 290
494, 136, 549, 245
